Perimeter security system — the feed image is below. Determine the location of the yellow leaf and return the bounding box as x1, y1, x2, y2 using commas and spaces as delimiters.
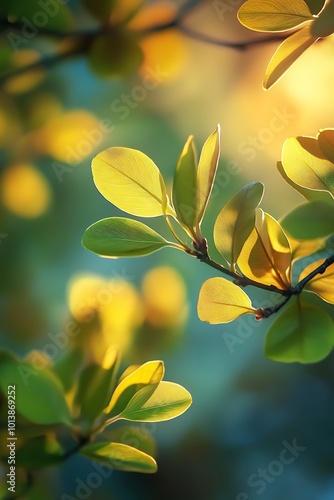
238, 209, 292, 289
317, 128, 334, 163
196, 125, 220, 226
264, 24, 318, 89
281, 136, 334, 198
299, 260, 334, 304
92, 147, 169, 217
197, 277, 256, 324
104, 360, 164, 415
238, 0, 314, 32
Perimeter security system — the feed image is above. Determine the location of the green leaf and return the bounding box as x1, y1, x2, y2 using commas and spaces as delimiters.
53, 348, 83, 393
75, 352, 119, 423
317, 128, 334, 163
311, 0, 334, 37
213, 182, 264, 269
83, 0, 116, 22
265, 297, 334, 363
238, 0, 314, 32
172, 135, 198, 231
281, 136, 334, 198
16, 436, 64, 470
263, 24, 318, 89
0, 351, 71, 426
83, 217, 173, 258
92, 146, 169, 217
196, 125, 220, 226
88, 34, 144, 78
105, 360, 164, 416
119, 381, 192, 422
281, 200, 334, 239
80, 442, 157, 473
197, 277, 256, 324
0, 0, 72, 30
102, 426, 156, 457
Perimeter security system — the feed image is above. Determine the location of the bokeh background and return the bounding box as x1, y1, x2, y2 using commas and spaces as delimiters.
1, 0, 334, 499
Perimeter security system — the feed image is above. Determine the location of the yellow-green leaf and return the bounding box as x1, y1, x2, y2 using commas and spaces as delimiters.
197, 277, 256, 324
196, 125, 220, 226
213, 182, 264, 269
264, 24, 318, 89
238, 0, 314, 32
280, 199, 334, 240
311, 0, 334, 37
104, 360, 164, 416
172, 135, 198, 230
265, 297, 334, 363
119, 381, 192, 422
238, 209, 292, 289
281, 136, 334, 198
92, 147, 169, 217
317, 128, 334, 163
82, 217, 173, 258
299, 259, 334, 303
80, 442, 157, 473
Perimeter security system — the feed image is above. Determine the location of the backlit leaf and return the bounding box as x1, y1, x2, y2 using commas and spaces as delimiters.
299, 259, 334, 304
92, 147, 169, 217
80, 442, 157, 473
172, 135, 198, 231
16, 436, 64, 470
281, 200, 334, 239
197, 277, 256, 324
105, 360, 164, 416
238, 209, 292, 289
83, 217, 173, 258
0, 351, 71, 426
119, 381, 192, 422
238, 0, 314, 32
317, 128, 334, 163
264, 24, 318, 89
213, 182, 264, 269
265, 297, 334, 363
281, 136, 334, 198
196, 125, 220, 226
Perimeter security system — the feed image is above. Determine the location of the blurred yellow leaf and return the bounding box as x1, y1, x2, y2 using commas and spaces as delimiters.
105, 360, 164, 415
129, 1, 176, 30
299, 259, 334, 303
197, 277, 256, 324
281, 136, 334, 198
92, 147, 169, 217
238, 209, 292, 289
317, 128, 334, 163
238, 0, 314, 32
142, 266, 188, 327
4, 50, 45, 94
1, 163, 52, 218
263, 24, 318, 89
110, 0, 145, 23
196, 125, 220, 226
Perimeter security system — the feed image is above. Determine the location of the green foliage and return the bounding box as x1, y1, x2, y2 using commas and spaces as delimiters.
84, 126, 334, 364
238, 0, 334, 89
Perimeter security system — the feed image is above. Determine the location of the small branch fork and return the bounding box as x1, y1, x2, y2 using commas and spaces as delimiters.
188, 238, 334, 319
0, 0, 289, 84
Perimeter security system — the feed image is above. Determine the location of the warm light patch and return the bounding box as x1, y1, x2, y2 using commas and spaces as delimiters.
129, 1, 176, 30
1, 163, 52, 218
4, 50, 45, 94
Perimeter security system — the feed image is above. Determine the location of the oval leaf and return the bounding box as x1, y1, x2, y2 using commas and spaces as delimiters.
196, 125, 220, 226
80, 442, 157, 473
238, 209, 292, 289
105, 360, 164, 416
83, 217, 172, 258
92, 147, 168, 217
299, 259, 334, 304
0, 352, 71, 426
119, 381, 192, 422
281, 200, 334, 240
197, 277, 256, 324
265, 298, 334, 363
213, 182, 264, 269
264, 24, 318, 89
281, 136, 334, 198
172, 135, 198, 231
317, 128, 334, 163
238, 0, 314, 32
